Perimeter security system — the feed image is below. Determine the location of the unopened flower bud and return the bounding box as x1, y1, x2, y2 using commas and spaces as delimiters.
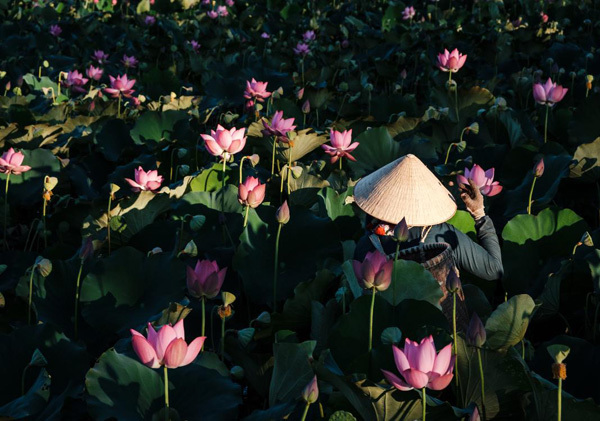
394, 217, 409, 242
446, 270, 462, 294
534, 158, 544, 178
276, 200, 290, 225
466, 312, 486, 348
302, 99, 311, 114
301, 375, 319, 404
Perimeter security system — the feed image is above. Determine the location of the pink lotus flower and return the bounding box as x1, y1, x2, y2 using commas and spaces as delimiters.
49, 25, 62, 37
186, 259, 227, 299
352, 250, 393, 291
225, 0, 234, 5
238, 176, 266, 208
62, 70, 89, 94
532, 78, 568, 106
130, 320, 205, 369
104, 74, 136, 98
189, 40, 201, 53
121, 54, 139, 69
322, 129, 359, 164
125, 167, 163, 192
262, 111, 297, 143
261, 32, 270, 39
437, 48, 467, 73
303, 30, 316, 42
217, 5, 228, 16
92, 50, 109, 64
0, 148, 31, 175
86, 65, 103, 81
301, 375, 319, 404
293, 42, 310, 56
201, 125, 247, 160
402, 6, 415, 20
382, 335, 455, 391
534, 158, 544, 178
207, 10, 218, 19
456, 164, 503, 197
244, 78, 271, 102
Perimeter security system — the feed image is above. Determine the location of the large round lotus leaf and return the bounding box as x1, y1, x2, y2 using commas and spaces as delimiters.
380, 259, 444, 307
268, 340, 316, 407
130, 110, 190, 146
79, 247, 186, 334
316, 187, 360, 240
85, 349, 242, 421
446, 210, 476, 241
570, 137, 600, 182
501, 207, 588, 295
189, 162, 233, 193
484, 294, 536, 352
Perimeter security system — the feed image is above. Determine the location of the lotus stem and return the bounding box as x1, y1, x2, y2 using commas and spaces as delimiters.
220, 316, 225, 359
558, 377, 562, 421
42, 198, 47, 249
271, 137, 277, 177
444, 143, 455, 165
527, 177, 537, 214
544, 105, 549, 143
178, 218, 185, 252
243, 205, 250, 228
3, 173, 10, 250
74, 258, 84, 340
301, 58, 305, 86
368, 288, 376, 352
287, 146, 292, 195
273, 223, 283, 312
163, 366, 169, 421
521, 340, 525, 359
393, 242, 401, 298
422, 387, 427, 421
339, 157, 343, 171
201, 296, 206, 350
453, 292, 458, 387
477, 348, 486, 420
455, 86, 460, 122
107, 194, 112, 256
169, 147, 177, 184
117, 94, 121, 119
27, 265, 36, 325
300, 402, 311, 421
239, 156, 247, 185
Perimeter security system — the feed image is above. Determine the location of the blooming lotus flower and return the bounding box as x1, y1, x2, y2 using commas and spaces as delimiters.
104, 74, 136, 98
0, 148, 31, 175
238, 176, 266, 208
62, 70, 89, 94
437, 48, 467, 73
86, 65, 103, 81
244, 78, 271, 102
402, 6, 415, 20
303, 30, 316, 42
456, 164, 502, 197
293, 42, 310, 56
189, 40, 201, 53
321, 129, 359, 164
207, 10, 218, 19
92, 50, 109, 64
261, 32, 270, 39
125, 166, 163, 192
217, 5, 228, 16
262, 111, 297, 143
352, 250, 393, 291
144, 15, 156, 26
121, 54, 139, 69
186, 259, 227, 299
130, 320, 205, 369
382, 335, 455, 391
201, 125, 247, 160
533, 78, 568, 106
49, 25, 62, 37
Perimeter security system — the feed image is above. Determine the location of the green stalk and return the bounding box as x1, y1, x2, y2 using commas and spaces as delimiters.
287, 145, 293, 195
74, 258, 84, 340
544, 105, 549, 143
117, 94, 121, 119
3, 172, 10, 249
455, 86, 460, 122
107, 194, 112, 256
273, 223, 283, 312
271, 137, 277, 177
243, 205, 250, 228
169, 147, 177, 183
27, 266, 36, 325
558, 377, 562, 421
201, 296, 206, 350
477, 348, 486, 420
368, 288, 377, 352
444, 143, 455, 165
339, 157, 343, 171
527, 177, 538, 214
220, 316, 225, 359
393, 242, 401, 298
42, 198, 47, 249
163, 366, 169, 421
300, 402, 311, 421
422, 387, 427, 421
239, 156, 247, 185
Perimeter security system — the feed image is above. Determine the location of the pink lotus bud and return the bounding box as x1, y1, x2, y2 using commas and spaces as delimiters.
534, 158, 544, 178
301, 375, 319, 404
352, 250, 393, 291
276, 200, 290, 224
446, 270, 462, 293
437, 48, 467, 73
393, 217, 409, 242
466, 312, 486, 348
302, 99, 311, 114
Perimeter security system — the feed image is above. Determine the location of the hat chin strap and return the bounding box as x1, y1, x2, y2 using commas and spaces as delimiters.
420, 226, 433, 243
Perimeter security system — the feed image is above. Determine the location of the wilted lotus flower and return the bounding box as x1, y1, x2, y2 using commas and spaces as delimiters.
466, 312, 486, 348
276, 200, 290, 225
207, 10, 218, 19
533, 78, 568, 106
125, 167, 164, 192
262, 111, 297, 143
130, 320, 205, 369
321, 129, 359, 164
86, 65, 103, 82
352, 250, 393, 291
238, 176, 266, 208
62, 70, 89, 93
189, 40, 201, 53
534, 158, 544, 178
201, 125, 247, 161
121, 54, 139, 69
244, 78, 271, 103
104, 74, 136, 98
217, 5, 228, 16
91, 50, 109, 64
382, 335, 455, 391
144, 15, 156, 26
456, 164, 503, 197
301, 375, 319, 404
0, 148, 31, 174
437, 48, 467, 73
402, 6, 415, 20
186, 259, 227, 299
49, 24, 62, 37
293, 42, 311, 56
303, 30, 316, 42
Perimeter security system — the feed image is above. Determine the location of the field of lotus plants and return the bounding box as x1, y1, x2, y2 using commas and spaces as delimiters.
2, 0, 600, 419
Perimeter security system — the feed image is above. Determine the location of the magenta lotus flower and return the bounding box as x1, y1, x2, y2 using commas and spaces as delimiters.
92, 50, 109, 64
262, 111, 297, 143
130, 320, 205, 369
437, 48, 467, 73
125, 167, 163, 192
207, 10, 218, 18
86, 65, 103, 81
189, 40, 201, 53
382, 335, 455, 391
532, 78, 568, 106
261, 32, 270, 39
0, 148, 31, 175
226, 0, 234, 5
144, 15, 156, 26
402, 6, 415, 20
303, 30, 316, 42
201, 125, 247, 161
293, 42, 311, 56
121, 54, 139, 69
244, 78, 271, 102
104, 74, 136, 98
217, 5, 228, 16
186, 259, 227, 299
49, 24, 62, 37
238, 176, 266, 208
62, 70, 89, 94
322, 129, 359, 164
352, 250, 393, 291
456, 164, 503, 197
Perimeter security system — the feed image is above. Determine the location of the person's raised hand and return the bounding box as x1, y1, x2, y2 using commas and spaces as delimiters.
459, 179, 485, 220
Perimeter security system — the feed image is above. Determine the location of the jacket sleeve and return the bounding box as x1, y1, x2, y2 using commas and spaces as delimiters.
452, 216, 504, 281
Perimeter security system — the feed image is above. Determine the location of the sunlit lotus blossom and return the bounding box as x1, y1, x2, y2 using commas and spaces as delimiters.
92, 50, 109, 64
437, 48, 467, 73
456, 164, 502, 197
532, 78, 568, 106
0, 148, 31, 175
293, 42, 310, 56
244, 78, 271, 102
382, 335, 455, 391
322, 129, 359, 164
238, 176, 266, 208
402, 6, 415, 20
303, 30, 316, 42
86, 65, 103, 81
217, 5, 228, 16
262, 111, 296, 143
62, 70, 89, 93
130, 320, 205, 369
125, 166, 163, 192
186, 259, 227, 299
201, 125, 247, 160
50, 25, 62, 37
104, 74, 136, 98
121, 54, 139, 69
352, 250, 393, 291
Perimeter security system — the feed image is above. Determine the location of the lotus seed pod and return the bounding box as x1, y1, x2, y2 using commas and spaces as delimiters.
44, 176, 58, 192
468, 122, 480, 134
182, 240, 198, 257
35, 257, 53, 277
249, 154, 260, 166
255, 311, 271, 324
222, 291, 236, 307
148, 247, 163, 255
237, 328, 255, 347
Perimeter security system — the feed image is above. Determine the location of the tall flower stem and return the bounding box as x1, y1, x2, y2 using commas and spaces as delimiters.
422, 387, 427, 421
117, 94, 121, 119
163, 366, 169, 421
286, 146, 293, 195
27, 266, 36, 325
477, 348, 486, 420
527, 177, 538, 214
243, 205, 250, 228
239, 156, 247, 184
220, 316, 225, 359
271, 137, 277, 177
42, 198, 48, 249
74, 258, 84, 340
453, 292, 458, 387
557, 377, 563, 421
544, 105, 549, 143
300, 402, 311, 421
368, 288, 377, 352
444, 127, 467, 164
201, 296, 206, 350
273, 223, 283, 312
107, 194, 112, 256
393, 242, 401, 298
3, 173, 10, 249
169, 147, 177, 183
339, 157, 343, 171
455, 87, 460, 122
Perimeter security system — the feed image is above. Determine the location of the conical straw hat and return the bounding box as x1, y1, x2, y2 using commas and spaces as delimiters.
354, 154, 457, 227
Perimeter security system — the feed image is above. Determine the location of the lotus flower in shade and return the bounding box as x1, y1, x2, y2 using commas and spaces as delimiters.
402, 6, 415, 20
244, 78, 271, 102
238, 176, 266, 208
130, 320, 205, 369
276, 200, 290, 225
466, 312, 486, 348
534, 158, 545, 178
321, 129, 359, 164
352, 250, 393, 291
49, 24, 62, 37
0, 148, 31, 175
301, 375, 319, 404
532, 78, 568, 106
201, 125, 247, 161
437, 48, 467, 73
293, 42, 311, 56
382, 335, 455, 391
91, 50, 109, 64
303, 30, 316, 42
125, 167, 163, 192
186, 259, 227, 299
262, 111, 297, 143
121, 54, 139, 69
86, 65, 103, 81
62, 70, 89, 93
104, 74, 136, 98
217, 5, 228, 16
207, 10, 218, 19
189, 40, 201, 53
456, 164, 502, 197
